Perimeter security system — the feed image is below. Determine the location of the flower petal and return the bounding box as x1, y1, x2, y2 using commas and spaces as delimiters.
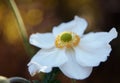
59, 49, 92, 80
75, 28, 118, 67
52, 16, 88, 37
29, 33, 55, 49
29, 48, 68, 68
80, 28, 118, 47
28, 62, 52, 76
75, 45, 111, 67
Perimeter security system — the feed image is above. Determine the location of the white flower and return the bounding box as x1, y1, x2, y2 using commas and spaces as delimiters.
27, 16, 118, 80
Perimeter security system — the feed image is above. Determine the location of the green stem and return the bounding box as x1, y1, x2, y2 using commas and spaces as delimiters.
72, 79, 77, 83
8, 0, 33, 56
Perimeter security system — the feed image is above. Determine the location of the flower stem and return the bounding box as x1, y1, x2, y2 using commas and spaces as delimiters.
8, 0, 33, 56
72, 79, 77, 83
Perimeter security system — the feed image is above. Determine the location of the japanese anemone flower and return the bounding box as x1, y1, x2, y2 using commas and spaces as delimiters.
28, 16, 118, 80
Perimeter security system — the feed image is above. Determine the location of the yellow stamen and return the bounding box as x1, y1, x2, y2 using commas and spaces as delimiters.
55, 31, 80, 48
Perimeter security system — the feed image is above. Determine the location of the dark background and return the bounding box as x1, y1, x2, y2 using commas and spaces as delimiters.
0, 0, 120, 83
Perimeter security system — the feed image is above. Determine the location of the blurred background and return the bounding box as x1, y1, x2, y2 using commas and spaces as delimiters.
0, 0, 120, 83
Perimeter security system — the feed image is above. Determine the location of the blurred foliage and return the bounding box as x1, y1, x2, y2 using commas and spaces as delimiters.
2, 11, 20, 44
0, 76, 9, 83
41, 68, 61, 83
0, 0, 120, 83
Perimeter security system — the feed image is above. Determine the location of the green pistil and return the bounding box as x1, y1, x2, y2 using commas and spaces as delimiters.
61, 33, 72, 42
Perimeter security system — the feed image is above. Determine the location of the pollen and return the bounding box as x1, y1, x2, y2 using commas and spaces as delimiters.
55, 31, 80, 48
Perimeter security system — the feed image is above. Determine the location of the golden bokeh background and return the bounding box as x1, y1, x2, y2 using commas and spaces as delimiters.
0, 0, 120, 83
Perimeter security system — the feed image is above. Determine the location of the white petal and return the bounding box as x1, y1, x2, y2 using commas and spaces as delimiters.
52, 16, 88, 37
75, 45, 111, 67
27, 62, 52, 76
29, 33, 55, 49
75, 28, 118, 67
80, 28, 118, 47
59, 49, 92, 80
29, 48, 68, 68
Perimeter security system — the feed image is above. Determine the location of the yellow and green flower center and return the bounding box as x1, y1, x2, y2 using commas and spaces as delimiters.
55, 31, 80, 48
60, 33, 72, 42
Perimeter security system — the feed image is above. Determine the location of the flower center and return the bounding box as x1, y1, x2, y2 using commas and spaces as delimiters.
55, 31, 80, 48
60, 33, 72, 42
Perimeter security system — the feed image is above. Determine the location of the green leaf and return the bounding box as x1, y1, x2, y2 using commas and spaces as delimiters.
41, 68, 61, 83
32, 80, 41, 83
